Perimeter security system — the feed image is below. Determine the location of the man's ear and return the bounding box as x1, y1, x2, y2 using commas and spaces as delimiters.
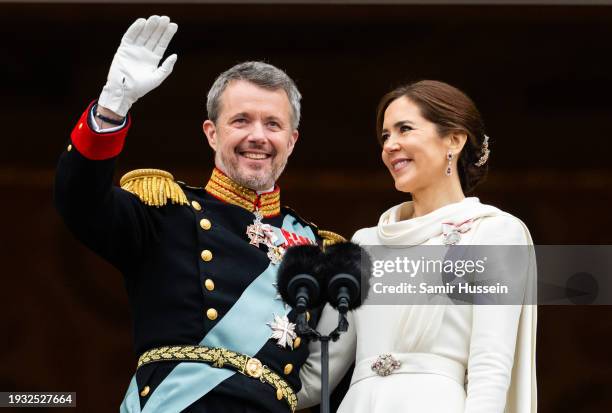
203, 120, 218, 151
286, 130, 299, 157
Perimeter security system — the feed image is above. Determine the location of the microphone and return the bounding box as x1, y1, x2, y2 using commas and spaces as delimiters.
320, 242, 372, 314
277, 245, 325, 312
277, 243, 371, 413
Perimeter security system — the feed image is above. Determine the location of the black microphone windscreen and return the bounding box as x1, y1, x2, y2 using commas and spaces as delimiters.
277, 245, 325, 307
321, 242, 372, 310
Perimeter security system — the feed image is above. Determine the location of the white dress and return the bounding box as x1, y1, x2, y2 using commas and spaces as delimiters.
298, 197, 537, 413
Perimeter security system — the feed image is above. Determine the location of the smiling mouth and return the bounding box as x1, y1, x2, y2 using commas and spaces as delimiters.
391, 159, 412, 171
239, 151, 271, 160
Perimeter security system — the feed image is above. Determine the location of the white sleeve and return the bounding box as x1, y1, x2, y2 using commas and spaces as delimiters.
297, 304, 357, 409
464, 215, 530, 413
465, 303, 521, 413
88, 106, 127, 133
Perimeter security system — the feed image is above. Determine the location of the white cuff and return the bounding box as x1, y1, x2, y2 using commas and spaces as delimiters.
89, 107, 127, 133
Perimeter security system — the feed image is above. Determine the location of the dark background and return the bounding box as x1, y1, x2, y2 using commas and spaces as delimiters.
1, 2, 611, 412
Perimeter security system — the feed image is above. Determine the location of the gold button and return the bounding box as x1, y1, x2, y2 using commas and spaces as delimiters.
191, 200, 202, 211
67, 144, 72, 152
293, 337, 301, 349
306, 311, 311, 322
206, 308, 218, 320
283, 363, 293, 375
78, 123, 83, 130
276, 388, 283, 400
204, 278, 215, 291
201, 249, 213, 262
200, 218, 211, 230
140, 385, 150, 397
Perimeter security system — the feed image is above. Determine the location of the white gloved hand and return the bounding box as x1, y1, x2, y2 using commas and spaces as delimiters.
98, 15, 178, 117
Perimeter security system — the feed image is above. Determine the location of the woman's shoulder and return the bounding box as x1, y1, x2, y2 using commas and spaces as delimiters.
472, 204, 532, 245
350, 202, 403, 244
351, 226, 379, 244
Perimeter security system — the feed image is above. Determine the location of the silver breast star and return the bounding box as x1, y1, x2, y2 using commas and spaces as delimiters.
267, 313, 296, 349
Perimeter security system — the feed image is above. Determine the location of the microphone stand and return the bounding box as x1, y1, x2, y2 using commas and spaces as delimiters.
296, 311, 349, 413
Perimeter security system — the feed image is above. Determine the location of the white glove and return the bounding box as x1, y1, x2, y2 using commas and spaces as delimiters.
98, 15, 178, 117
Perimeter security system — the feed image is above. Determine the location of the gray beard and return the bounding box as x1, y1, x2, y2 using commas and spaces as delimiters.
216, 152, 287, 191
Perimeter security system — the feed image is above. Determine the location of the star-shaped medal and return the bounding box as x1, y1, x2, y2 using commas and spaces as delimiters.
267, 313, 297, 349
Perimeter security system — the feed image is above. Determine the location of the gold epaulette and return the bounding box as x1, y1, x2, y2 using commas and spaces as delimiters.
318, 229, 347, 249
120, 168, 189, 207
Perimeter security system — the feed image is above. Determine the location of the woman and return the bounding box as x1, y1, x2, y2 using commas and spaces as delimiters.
297, 80, 536, 413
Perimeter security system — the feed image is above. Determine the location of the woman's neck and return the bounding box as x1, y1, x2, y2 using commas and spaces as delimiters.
408, 180, 466, 219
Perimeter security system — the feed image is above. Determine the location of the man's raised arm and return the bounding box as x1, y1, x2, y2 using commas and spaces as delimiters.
54, 16, 179, 270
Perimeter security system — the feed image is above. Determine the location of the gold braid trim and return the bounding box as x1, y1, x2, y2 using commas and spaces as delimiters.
206, 180, 255, 211
120, 169, 188, 207
258, 202, 281, 217
209, 169, 258, 202
206, 179, 280, 217
204, 168, 281, 218
318, 230, 347, 249
138, 345, 297, 412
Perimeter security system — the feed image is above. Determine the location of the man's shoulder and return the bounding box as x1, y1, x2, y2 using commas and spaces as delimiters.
281, 206, 347, 247
119, 168, 190, 207
280, 205, 317, 229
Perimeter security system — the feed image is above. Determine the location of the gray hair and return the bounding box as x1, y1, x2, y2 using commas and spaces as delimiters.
206, 61, 302, 129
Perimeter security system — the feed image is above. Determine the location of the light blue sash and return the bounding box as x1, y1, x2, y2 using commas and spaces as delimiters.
120, 214, 315, 413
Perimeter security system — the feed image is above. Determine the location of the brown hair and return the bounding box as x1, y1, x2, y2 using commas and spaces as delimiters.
376, 80, 488, 193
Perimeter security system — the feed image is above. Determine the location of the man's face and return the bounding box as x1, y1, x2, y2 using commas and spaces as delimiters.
203, 80, 299, 191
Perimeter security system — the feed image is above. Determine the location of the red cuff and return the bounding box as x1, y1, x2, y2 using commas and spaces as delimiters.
70, 101, 131, 160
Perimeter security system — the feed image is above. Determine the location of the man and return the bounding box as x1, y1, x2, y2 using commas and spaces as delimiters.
54, 15, 343, 413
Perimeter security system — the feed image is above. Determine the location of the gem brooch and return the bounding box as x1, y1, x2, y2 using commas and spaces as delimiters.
371, 354, 401, 377
442, 219, 473, 246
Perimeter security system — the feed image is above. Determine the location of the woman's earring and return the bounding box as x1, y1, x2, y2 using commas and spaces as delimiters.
445, 151, 453, 176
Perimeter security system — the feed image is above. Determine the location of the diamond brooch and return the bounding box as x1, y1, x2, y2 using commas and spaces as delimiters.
371, 354, 401, 377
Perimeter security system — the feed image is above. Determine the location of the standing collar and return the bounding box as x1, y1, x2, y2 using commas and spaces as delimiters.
204, 168, 281, 218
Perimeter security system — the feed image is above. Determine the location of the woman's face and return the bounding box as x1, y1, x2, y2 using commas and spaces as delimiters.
381, 97, 450, 193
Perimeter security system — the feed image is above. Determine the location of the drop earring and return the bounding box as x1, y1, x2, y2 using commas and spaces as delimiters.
445, 151, 453, 176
